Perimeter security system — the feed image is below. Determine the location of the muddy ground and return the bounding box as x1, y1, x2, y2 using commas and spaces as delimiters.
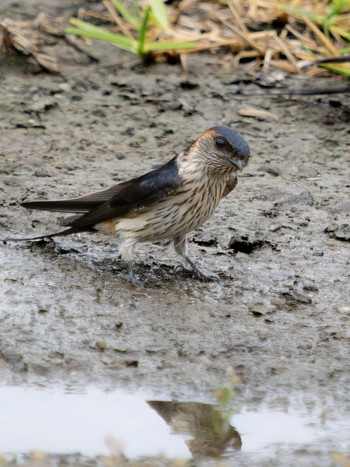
0, 0, 350, 465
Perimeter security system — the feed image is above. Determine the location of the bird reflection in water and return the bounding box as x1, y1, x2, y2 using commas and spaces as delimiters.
148, 400, 241, 459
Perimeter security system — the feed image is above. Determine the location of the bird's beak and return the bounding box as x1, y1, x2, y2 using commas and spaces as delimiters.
229, 158, 244, 171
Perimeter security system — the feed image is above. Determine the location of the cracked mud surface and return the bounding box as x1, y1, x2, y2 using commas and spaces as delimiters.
0, 1, 350, 465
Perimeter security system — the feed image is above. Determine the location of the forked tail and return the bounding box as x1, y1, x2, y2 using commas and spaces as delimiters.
4, 227, 85, 242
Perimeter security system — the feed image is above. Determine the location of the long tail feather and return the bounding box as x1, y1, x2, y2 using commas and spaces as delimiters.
4, 227, 84, 242
21, 200, 95, 213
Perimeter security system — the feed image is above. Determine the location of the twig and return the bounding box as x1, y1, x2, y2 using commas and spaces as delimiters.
302, 16, 339, 56
103, 0, 134, 40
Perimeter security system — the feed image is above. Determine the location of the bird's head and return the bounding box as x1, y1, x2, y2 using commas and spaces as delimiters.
191, 126, 250, 175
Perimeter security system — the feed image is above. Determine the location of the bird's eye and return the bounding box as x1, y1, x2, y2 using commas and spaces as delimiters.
215, 137, 226, 149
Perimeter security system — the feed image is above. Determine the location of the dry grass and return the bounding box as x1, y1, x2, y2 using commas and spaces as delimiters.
77, 0, 349, 76
1, 1, 349, 77
0, 16, 61, 72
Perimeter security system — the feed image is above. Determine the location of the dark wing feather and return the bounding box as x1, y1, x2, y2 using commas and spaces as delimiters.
21, 181, 132, 213
65, 156, 182, 229
222, 175, 237, 198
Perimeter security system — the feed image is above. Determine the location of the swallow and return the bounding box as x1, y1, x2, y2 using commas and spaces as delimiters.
148, 400, 242, 458
8, 126, 250, 284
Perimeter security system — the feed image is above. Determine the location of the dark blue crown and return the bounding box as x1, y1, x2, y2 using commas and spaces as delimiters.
211, 126, 250, 158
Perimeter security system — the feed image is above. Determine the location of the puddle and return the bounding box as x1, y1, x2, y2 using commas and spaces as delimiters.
0, 386, 349, 464
0, 387, 190, 459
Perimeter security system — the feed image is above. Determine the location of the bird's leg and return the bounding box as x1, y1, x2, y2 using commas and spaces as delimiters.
173, 236, 218, 282
120, 239, 141, 285
127, 261, 141, 286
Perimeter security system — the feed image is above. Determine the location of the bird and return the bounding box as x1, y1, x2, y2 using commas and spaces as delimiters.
148, 400, 242, 458
8, 126, 250, 284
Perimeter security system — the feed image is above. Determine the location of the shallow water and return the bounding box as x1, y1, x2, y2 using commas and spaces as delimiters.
0, 386, 348, 464
1, 2, 350, 465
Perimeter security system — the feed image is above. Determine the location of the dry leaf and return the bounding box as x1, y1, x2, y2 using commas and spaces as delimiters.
330, 452, 350, 467
0, 18, 60, 72
237, 105, 278, 121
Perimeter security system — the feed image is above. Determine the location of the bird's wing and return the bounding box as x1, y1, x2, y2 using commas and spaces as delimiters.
21, 180, 139, 213
8, 158, 180, 241
65, 156, 182, 229
222, 174, 237, 198
22, 156, 182, 214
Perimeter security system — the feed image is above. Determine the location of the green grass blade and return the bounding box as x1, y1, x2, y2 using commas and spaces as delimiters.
149, 0, 169, 30
278, 4, 323, 23
66, 20, 136, 53
110, 0, 141, 29
330, 26, 350, 41
320, 63, 350, 77
147, 40, 196, 51
138, 6, 151, 56
327, 0, 349, 16
69, 18, 131, 39
322, 16, 331, 38
322, 1, 348, 38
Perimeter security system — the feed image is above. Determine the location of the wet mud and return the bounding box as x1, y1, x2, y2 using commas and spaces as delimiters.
0, 0, 350, 465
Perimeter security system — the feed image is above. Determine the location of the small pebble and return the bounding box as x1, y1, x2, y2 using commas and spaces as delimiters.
335, 306, 350, 315
95, 339, 106, 351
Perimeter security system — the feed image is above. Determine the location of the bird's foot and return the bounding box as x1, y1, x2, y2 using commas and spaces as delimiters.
176, 256, 220, 282
176, 263, 219, 282
190, 268, 220, 282
129, 273, 143, 286
128, 262, 143, 286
